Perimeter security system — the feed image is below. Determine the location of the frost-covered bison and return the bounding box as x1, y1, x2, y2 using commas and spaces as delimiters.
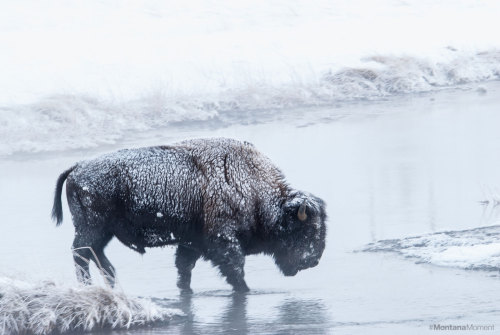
52, 138, 326, 292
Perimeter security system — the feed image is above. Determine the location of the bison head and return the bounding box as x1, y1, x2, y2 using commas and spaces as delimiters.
273, 192, 327, 276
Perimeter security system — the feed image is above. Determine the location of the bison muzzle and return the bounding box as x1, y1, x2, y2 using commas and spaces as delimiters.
51, 138, 326, 293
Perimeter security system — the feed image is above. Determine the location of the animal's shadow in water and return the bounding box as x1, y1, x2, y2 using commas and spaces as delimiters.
167, 291, 330, 335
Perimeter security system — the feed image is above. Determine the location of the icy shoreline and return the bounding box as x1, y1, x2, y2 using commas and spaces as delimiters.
2, 79, 499, 158
362, 225, 500, 272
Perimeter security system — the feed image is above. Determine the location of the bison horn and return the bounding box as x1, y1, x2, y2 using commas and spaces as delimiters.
298, 201, 307, 221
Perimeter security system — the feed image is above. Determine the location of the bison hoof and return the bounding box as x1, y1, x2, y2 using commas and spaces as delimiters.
180, 287, 193, 295
233, 283, 250, 293
177, 281, 193, 294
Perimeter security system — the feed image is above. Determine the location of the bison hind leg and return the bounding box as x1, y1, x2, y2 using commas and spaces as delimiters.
73, 246, 92, 285
72, 230, 116, 288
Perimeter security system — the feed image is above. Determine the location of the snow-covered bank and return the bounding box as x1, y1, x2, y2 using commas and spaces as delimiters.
0, 276, 182, 334
362, 225, 500, 272
2, 50, 500, 156
1, 0, 500, 155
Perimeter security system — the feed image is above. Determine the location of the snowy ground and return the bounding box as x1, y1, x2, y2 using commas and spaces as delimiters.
2, 82, 500, 334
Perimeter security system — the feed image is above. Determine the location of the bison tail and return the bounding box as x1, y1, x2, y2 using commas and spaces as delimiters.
51, 165, 76, 226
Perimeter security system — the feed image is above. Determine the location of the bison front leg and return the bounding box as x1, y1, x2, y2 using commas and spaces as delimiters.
207, 237, 250, 293
175, 245, 201, 294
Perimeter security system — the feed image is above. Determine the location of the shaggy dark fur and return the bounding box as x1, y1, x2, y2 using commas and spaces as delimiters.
52, 138, 326, 292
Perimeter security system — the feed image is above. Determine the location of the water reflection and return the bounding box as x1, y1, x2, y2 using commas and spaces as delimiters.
177, 292, 197, 335
170, 292, 249, 335
220, 293, 248, 334
161, 292, 330, 335
274, 298, 330, 335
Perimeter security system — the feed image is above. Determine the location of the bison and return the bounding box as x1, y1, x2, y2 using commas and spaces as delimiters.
52, 138, 326, 293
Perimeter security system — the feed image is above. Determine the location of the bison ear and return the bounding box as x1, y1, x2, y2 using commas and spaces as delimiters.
298, 201, 307, 221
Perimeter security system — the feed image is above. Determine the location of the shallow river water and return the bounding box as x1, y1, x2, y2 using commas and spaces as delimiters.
2, 84, 500, 334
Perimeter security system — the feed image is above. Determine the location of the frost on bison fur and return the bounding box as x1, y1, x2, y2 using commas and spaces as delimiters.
51, 138, 327, 293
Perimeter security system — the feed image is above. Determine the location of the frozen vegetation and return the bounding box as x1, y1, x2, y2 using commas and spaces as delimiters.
0, 276, 181, 334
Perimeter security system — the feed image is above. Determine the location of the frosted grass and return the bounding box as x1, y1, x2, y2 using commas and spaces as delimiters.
2, 50, 500, 156
0, 276, 182, 334
480, 185, 500, 206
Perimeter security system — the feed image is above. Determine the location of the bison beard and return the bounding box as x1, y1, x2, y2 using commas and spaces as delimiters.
51, 138, 327, 293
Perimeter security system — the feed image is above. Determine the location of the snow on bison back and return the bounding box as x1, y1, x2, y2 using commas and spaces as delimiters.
51, 138, 327, 293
